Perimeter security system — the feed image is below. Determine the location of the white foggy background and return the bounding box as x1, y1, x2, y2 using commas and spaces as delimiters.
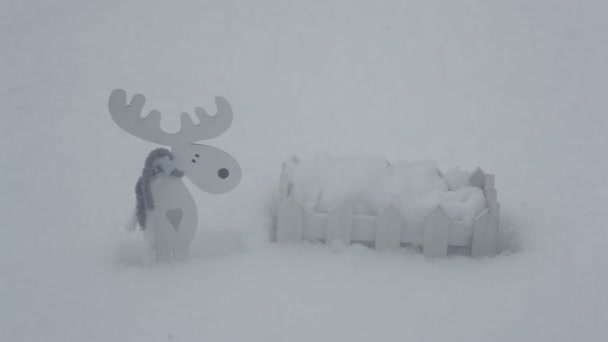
1, 1, 607, 341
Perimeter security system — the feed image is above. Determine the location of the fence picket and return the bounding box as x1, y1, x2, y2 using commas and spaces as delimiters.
276, 197, 304, 243
279, 172, 289, 202
326, 200, 353, 245
484, 174, 495, 190
423, 207, 450, 257
489, 202, 500, 217
375, 206, 402, 250
485, 188, 498, 209
471, 209, 499, 257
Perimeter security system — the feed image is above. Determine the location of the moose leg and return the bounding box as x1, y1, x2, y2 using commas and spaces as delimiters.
147, 213, 175, 262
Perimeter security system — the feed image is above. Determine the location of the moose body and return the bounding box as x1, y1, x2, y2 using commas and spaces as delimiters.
143, 171, 197, 262
109, 89, 241, 263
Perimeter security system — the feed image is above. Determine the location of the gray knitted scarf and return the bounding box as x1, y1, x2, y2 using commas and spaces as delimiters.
135, 148, 184, 229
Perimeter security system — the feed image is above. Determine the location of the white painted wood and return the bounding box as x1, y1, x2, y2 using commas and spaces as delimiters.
108, 89, 242, 194
375, 206, 402, 250
171, 144, 242, 195
490, 202, 501, 217
144, 173, 198, 262
484, 174, 495, 190
275, 161, 500, 258
303, 214, 326, 241
469, 168, 486, 188
448, 220, 472, 247
352, 215, 377, 242
109, 89, 234, 146
423, 207, 450, 257
472, 209, 499, 257
485, 188, 498, 209
279, 172, 289, 202
109, 89, 242, 263
326, 201, 353, 245
483, 172, 500, 217
277, 197, 304, 243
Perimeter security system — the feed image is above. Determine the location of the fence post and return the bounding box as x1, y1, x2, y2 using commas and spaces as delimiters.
279, 171, 289, 202
277, 197, 304, 243
423, 206, 450, 257
485, 187, 497, 208
326, 200, 353, 246
375, 205, 402, 250
470, 168, 486, 188
483, 173, 500, 217
484, 174, 495, 190
489, 202, 500, 217
471, 209, 499, 257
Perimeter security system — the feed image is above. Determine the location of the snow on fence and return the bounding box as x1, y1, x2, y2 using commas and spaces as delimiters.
276, 161, 500, 257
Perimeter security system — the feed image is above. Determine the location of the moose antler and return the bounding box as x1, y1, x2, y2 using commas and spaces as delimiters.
108, 89, 233, 146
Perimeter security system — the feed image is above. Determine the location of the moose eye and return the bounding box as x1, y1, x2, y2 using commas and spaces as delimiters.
218, 168, 229, 179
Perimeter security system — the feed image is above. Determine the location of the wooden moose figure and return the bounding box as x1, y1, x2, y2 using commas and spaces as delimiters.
108, 89, 241, 263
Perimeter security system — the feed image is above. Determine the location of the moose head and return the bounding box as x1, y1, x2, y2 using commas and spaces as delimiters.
108, 89, 241, 194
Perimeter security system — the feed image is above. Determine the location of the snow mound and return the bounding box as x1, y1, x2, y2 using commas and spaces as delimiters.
284, 155, 486, 227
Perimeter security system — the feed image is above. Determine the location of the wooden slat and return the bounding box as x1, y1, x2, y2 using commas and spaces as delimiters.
326, 201, 353, 245
484, 174, 495, 190
423, 207, 450, 257
471, 209, 499, 257
485, 188, 498, 209
489, 202, 500, 217
279, 172, 289, 202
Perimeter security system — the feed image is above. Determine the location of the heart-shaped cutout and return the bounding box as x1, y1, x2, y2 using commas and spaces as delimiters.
166, 209, 183, 231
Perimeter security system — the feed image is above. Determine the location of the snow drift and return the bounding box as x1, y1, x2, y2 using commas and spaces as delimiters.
284, 155, 487, 227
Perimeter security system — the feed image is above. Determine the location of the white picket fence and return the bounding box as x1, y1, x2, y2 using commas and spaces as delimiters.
276, 161, 500, 257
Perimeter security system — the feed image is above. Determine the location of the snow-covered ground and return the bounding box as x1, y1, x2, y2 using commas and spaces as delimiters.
1, 1, 607, 341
